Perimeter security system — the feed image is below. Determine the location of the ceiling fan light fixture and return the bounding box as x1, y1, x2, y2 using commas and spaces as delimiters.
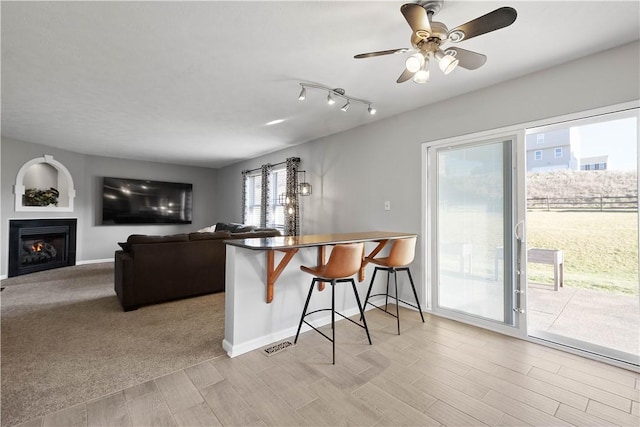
413, 57, 430, 83
413, 69, 430, 84
405, 52, 425, 73
435, 49, 459, 74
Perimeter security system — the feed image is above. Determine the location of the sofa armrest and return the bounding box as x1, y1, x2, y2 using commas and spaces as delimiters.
114, 250, 136, 311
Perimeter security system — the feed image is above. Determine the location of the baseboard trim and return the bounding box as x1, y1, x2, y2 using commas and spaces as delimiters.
1, 258, 114, 280
223, 305, 366, 358
76, 258, 114, 265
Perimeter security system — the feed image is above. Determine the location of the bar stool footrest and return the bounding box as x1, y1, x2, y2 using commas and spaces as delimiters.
366, 293, 422, 317
301, 308, 369, 342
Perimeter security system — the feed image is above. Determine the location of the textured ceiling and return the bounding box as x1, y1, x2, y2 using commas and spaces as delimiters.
2, 1, 639, 168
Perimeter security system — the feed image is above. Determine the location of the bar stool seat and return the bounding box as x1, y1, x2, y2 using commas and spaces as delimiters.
363, 236, 424, 334
294, 242, 372, 364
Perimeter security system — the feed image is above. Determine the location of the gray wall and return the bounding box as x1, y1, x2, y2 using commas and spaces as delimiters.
2, 41, 637, 278
1, 138, 218, 276
215, 41, 640, 301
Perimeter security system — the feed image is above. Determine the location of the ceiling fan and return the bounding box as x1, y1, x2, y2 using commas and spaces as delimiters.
354, 1, 517, 84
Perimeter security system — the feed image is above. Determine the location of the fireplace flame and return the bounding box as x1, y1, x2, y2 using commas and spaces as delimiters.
31, 242, 45, 252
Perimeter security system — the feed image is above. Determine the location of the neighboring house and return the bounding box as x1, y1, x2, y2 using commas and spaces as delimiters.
525, 128, 581, 172
581, 155, 609, 170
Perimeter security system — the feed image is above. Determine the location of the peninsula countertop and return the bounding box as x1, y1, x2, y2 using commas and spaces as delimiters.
225, 231, 416, 250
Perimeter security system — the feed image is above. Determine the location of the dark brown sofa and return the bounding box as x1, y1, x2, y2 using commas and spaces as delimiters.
114, 225, 280, 311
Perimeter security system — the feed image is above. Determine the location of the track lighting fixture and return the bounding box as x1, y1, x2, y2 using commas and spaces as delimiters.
327, 92, 335, 105
298, 83, 376, 115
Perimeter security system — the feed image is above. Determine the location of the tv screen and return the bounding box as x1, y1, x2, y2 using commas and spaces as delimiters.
102, 177, 193, 225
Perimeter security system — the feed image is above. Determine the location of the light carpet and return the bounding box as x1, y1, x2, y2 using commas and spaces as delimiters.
1, 263, 226, 427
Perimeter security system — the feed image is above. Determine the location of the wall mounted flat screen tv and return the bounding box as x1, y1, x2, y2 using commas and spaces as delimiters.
102, 177, 193, 225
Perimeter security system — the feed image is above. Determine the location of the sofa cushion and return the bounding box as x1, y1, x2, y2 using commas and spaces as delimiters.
188, 230, 231, 241
215, 222, 256, 233
254, 228, 280, 233
127, 234, 189, 245
196, 225, 217, 233
230, 230, 281, 239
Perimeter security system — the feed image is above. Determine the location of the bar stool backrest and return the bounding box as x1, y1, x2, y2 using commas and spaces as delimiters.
387, 237, 417, 267
323, 242, 364, 279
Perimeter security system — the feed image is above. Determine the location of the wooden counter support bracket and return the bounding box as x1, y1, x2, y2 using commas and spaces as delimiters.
266, 248, 299, 303
317, 246, 326, 292
359, 240, 389, 282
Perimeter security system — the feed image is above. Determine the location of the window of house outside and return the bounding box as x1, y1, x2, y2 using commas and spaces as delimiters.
555, 147, 563, 158
536, 134, 545, 144
535, 150, 542, 160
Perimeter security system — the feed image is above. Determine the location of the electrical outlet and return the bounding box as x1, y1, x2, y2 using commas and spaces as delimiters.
384, 201, 391, 211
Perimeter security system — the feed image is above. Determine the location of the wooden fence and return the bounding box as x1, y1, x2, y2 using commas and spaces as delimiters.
527, 196, 638, 211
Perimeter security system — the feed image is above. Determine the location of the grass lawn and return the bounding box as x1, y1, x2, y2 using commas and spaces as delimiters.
527, 211, 638, 296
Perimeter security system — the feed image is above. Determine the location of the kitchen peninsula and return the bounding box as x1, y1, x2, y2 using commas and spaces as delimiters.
223, 231, 417, 357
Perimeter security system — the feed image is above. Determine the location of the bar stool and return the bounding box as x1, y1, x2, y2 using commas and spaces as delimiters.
362, 237, 424, 335
294, 242, 372, 364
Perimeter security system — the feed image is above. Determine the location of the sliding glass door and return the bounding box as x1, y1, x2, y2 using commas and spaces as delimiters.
427, 134, 524, 333
423, 103, 638, 368
525, 109, 639, 367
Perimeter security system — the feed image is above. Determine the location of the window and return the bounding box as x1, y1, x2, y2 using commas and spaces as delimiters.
270, 168, 286, 230
555, 147, 563, 158
536, 134, 545, 144
245, 167, 286, 230
534, 150, 542, 160
242, 157, 301, 235
245, 173, 262, 227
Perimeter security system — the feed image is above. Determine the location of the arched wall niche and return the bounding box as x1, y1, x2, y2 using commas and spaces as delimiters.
14, 155, 76, 212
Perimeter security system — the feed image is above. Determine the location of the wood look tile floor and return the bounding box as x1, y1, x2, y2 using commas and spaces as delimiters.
14, 307, 640, 427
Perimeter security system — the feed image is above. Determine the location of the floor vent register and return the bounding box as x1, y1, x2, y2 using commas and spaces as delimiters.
263, 340, 293, 357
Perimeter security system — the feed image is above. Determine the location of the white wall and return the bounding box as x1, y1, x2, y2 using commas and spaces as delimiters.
1, 138, 219, 276
215, 41, 640, 304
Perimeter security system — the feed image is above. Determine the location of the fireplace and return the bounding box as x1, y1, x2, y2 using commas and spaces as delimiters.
8, 219, 77, 277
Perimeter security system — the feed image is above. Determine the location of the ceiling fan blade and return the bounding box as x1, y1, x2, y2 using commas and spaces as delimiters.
354, 48, 410, 59
401, 3, 432, 39
448, 7, 517, 42
444, 47, 487, 70
396, 68, 415, 83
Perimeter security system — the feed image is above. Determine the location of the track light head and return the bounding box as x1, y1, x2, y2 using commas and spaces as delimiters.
327, 92, 335, 105
368, 105, 376, 115
298, 86, 306, 101
340, 101, 350, 112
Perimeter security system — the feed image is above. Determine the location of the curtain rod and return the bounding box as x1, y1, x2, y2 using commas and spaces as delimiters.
242, 157, 300, 174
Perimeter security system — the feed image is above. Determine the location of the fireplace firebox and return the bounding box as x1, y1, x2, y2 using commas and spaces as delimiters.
8, 219, 77, 277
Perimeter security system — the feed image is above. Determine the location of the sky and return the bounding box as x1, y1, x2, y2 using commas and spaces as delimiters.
574, 117, 638, 171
